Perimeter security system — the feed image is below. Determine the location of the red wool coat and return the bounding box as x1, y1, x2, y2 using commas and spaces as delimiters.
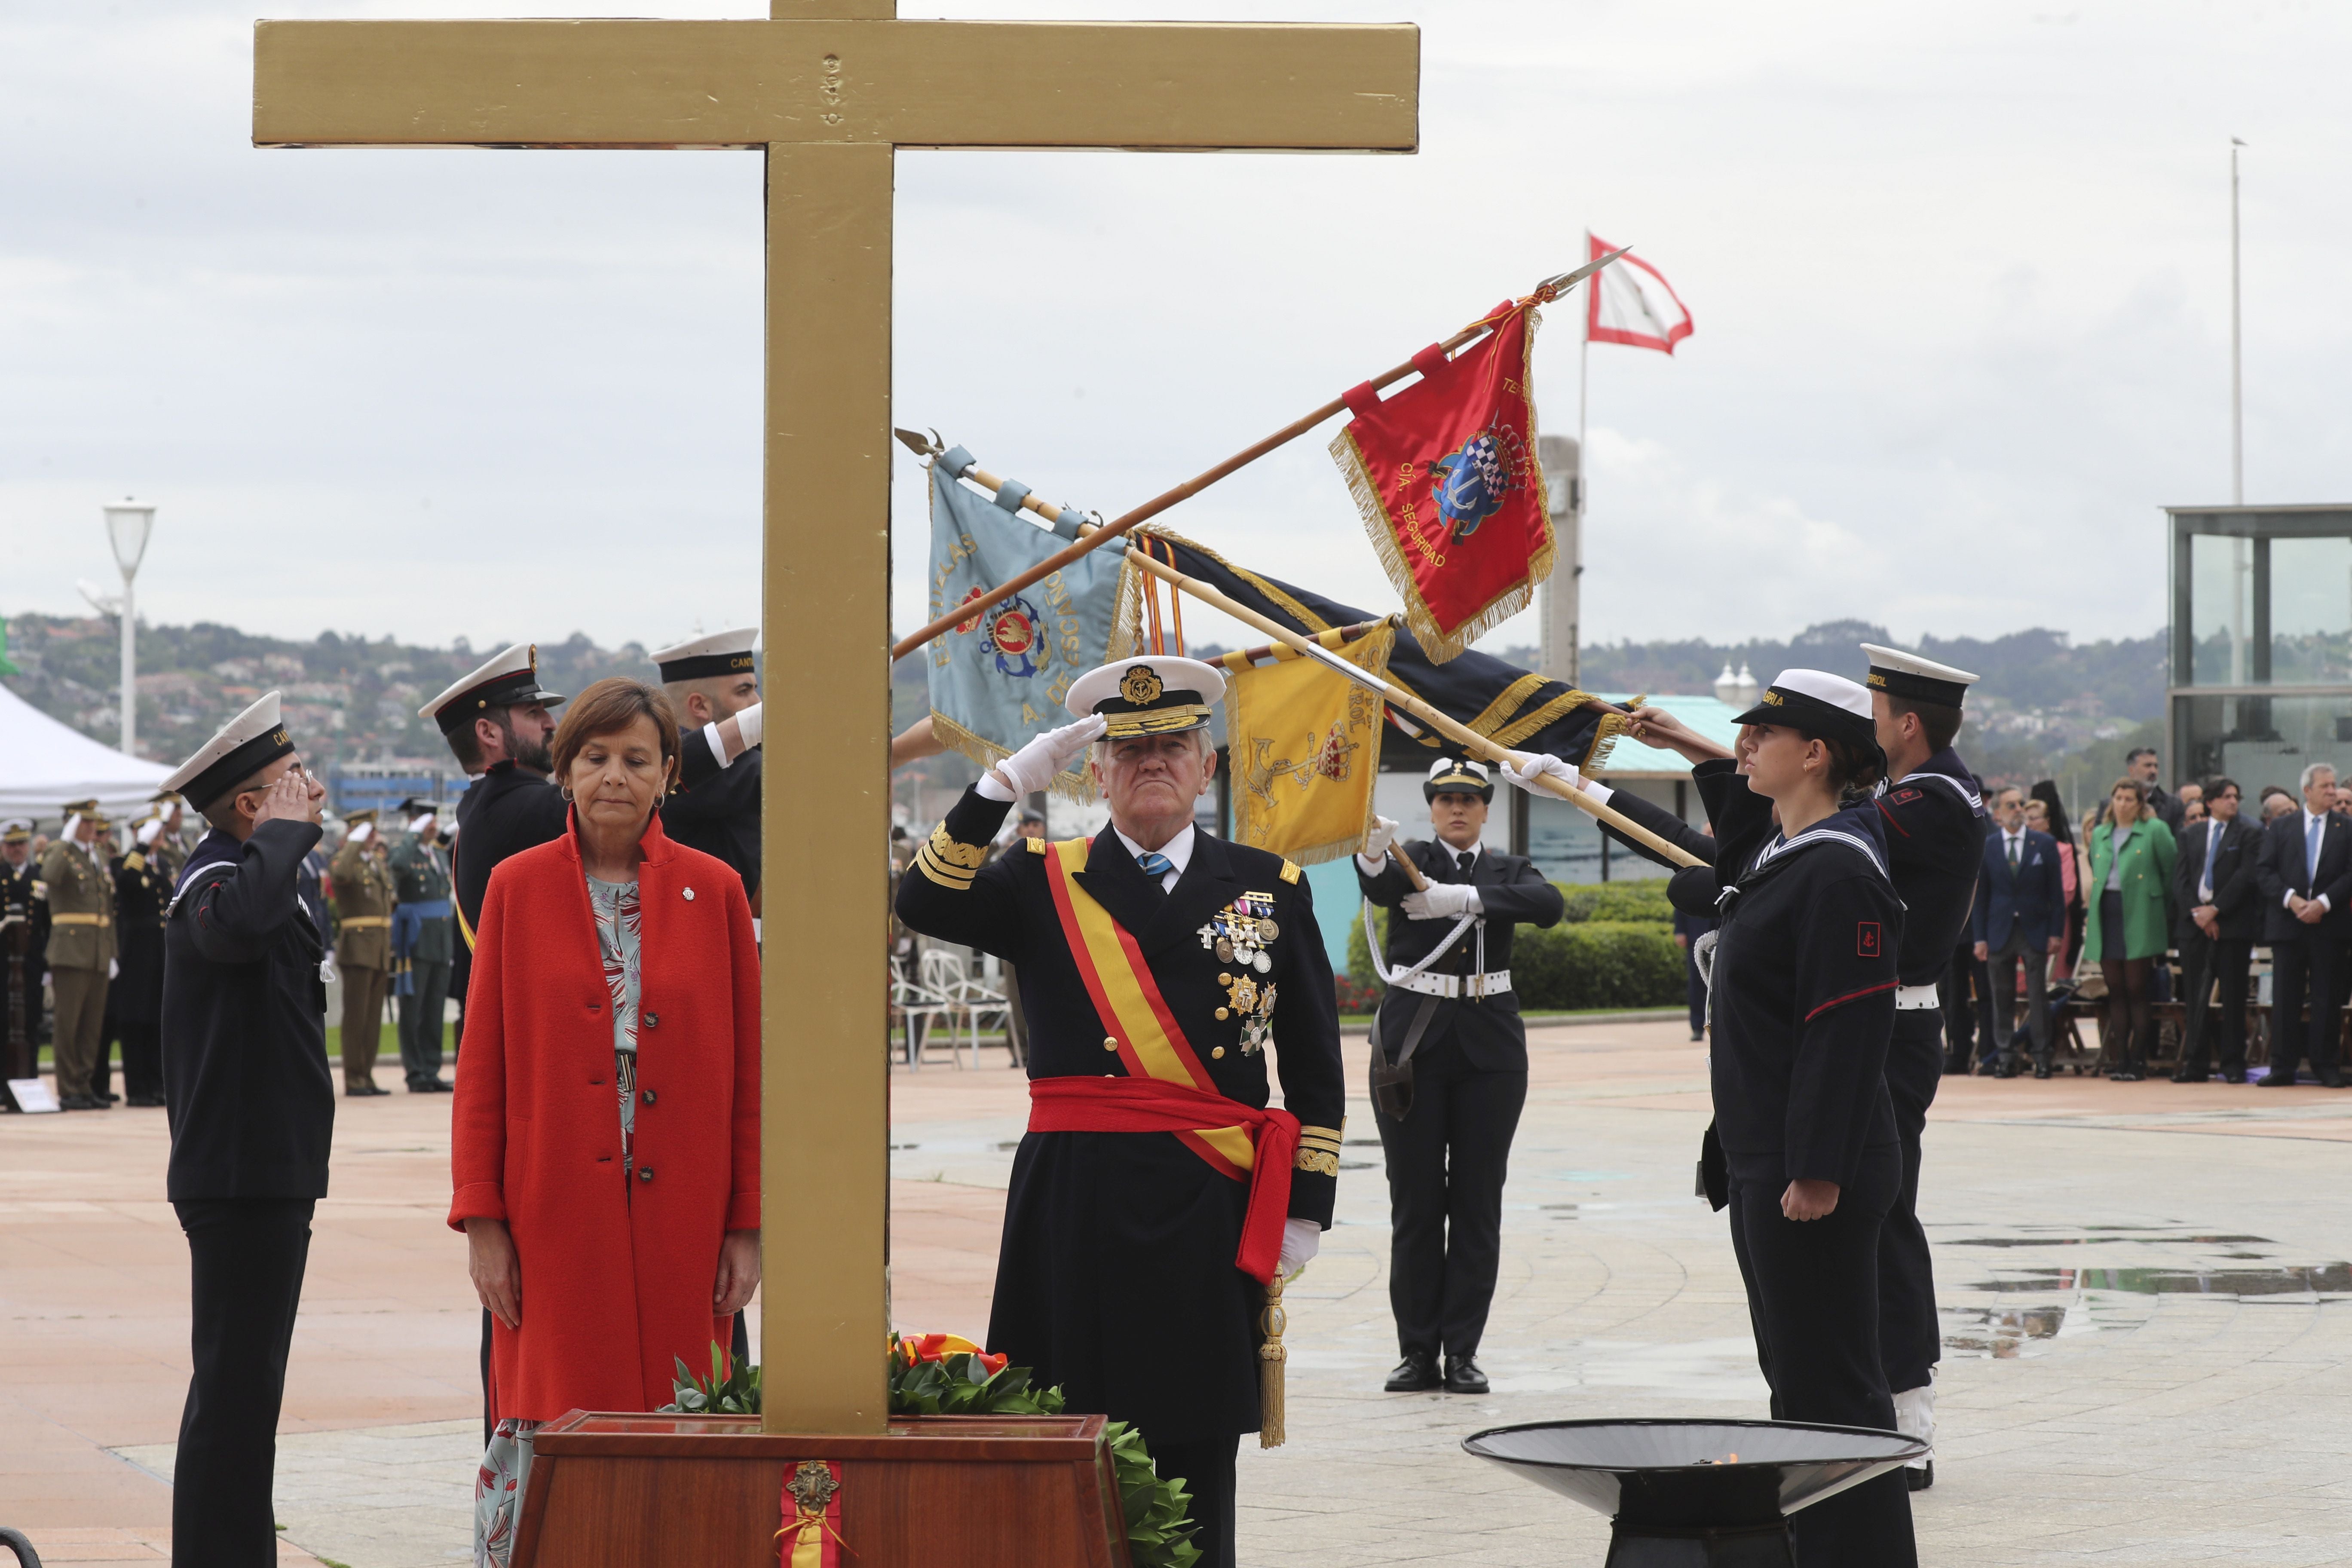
449, 812, 760, 1422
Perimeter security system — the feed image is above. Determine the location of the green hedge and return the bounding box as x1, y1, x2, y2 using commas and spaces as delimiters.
1341, 882, 1684, 1012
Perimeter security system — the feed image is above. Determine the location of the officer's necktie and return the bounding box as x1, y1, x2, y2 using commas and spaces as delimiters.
2309, 814, 2324, 886
2007, 835, 2020, 873
1136, 850, 1175, 888
1455, 851, 1475, 882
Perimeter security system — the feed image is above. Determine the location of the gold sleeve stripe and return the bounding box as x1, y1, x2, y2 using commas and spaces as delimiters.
913, 845, 979, 890
926, 823, 990, 870
1279, 859, 1302, 885
1294, 1148, 1340, 1177
1299, 1123, 1344, 1139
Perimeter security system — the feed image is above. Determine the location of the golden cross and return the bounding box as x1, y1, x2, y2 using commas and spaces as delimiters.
254, 3, 1417, 1436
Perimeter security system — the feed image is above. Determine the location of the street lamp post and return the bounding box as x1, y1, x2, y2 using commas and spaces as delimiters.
103, 500, 156, 759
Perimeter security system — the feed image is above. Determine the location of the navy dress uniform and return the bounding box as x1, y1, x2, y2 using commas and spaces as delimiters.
1358, 756, 1564, 1395
895, 656, 1345, 1568
156, 692, 338, 1568
388, 799, 457, 1093
108, 821, 173, 1106
2, 822, 49, 1100
1700, 672, 1916, 1567
652, 627, 764, 900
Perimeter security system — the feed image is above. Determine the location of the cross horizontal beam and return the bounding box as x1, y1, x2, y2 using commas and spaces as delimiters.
253, 19, 1419, 151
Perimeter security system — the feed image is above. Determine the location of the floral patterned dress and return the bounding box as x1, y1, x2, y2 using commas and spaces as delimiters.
473, 873, 643, 1568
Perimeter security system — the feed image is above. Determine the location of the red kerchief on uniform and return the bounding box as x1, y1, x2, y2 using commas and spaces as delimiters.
1329, 301, 1556, 663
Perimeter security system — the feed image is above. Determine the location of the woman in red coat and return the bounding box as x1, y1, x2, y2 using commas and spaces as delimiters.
451, 678, 761, 1566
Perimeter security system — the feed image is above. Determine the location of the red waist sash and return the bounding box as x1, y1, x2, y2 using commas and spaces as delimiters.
1027, 1076, 1299, 1286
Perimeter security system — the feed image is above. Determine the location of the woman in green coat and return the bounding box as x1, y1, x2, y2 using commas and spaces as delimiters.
2083, 777, 2177, 1081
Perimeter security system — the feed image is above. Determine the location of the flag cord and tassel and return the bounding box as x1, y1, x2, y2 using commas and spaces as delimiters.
888, 252, 1629, 662
1124, 548, 1706, 870
1259, 1277, 1287, 1449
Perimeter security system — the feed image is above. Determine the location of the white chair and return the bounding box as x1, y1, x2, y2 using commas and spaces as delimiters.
890, 968, 958, 1070
918, 948, 1009, 1068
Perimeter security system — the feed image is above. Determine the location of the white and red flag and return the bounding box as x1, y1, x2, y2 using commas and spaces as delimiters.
1585, 232, 1693, 355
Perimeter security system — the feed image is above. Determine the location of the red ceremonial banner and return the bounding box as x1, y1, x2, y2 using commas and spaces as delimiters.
1328, 302, 1555, 662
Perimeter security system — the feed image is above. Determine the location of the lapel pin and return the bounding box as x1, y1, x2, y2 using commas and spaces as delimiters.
683, 886, 695, 901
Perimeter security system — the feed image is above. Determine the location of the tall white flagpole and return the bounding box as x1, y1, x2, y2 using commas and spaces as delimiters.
1579, 230, 1591, 527
2230, 137, 2245, 506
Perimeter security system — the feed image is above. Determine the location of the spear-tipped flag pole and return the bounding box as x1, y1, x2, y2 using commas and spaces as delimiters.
1124, 546, 1706, 870
888, 253, 1629, 663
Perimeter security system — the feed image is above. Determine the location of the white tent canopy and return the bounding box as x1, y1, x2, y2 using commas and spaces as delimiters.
0, 681, 173, 825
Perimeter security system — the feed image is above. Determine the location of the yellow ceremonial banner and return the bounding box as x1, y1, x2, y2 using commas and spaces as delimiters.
1219, 622, 1397, 865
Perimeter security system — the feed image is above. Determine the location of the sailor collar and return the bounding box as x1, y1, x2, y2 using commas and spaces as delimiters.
1880, 748, 1984, 817
1746, 803, 1894, 886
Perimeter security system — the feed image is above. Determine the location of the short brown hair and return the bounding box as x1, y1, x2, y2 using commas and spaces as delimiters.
1886, 693, 1963, 753
2108, 776, 2150, 808
550, 678, 681, 791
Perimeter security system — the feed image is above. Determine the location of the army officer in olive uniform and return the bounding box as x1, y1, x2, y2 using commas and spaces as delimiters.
896, 656, 1345, 1568
43, 801, 118, 1110
331, 809, 397, 1096
1358, 756, 1565, 1396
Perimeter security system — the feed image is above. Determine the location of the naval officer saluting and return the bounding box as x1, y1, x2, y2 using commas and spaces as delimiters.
1357, 756, 1564, 1396
894, 656, 1345, 1568
155, 692, 337, 1568
652, 627, 763, 900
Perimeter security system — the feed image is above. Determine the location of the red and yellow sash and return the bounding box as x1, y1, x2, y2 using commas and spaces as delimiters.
1038, 837, 1300, 1284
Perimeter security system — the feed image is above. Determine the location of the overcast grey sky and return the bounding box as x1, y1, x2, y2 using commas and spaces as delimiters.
4, 0, 2346, 661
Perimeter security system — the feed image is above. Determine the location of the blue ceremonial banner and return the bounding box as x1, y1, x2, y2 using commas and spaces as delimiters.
925, 458, 1124, 799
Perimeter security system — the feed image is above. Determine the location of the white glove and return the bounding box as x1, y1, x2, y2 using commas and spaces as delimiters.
1278, 1216, 1321, 1283
1500, 750, 1582, 793
1401, 882, 1481, 920
978, 715, 1108, 800
1362, 815, 1400, 859
320, 952, 340, 986
109, 959, 119, 980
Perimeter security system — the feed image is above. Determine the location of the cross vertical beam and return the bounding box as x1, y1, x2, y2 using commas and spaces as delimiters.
761, 135, 896, 1431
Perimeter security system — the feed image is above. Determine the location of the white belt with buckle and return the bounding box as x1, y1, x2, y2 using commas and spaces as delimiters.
1390, 968, 1512, 1000
1895, 983, 1941, 1011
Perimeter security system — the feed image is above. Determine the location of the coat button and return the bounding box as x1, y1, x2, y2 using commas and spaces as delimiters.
644, 1013, 659, 1029
640, 1088, 656, 1106
1102, 1036, 1119, 1052
637, 1167, 655, 1182
1211, 1046, 1226, 1059
1215, 1007, 1230, 1020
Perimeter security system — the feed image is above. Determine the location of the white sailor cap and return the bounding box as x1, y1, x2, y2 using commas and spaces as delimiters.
1732, 669, 1882, 757
162, 691, 296, 811
420, 643, 567, 735
1064, 656, 1226, 739
1861, 643, 1980, 707
650, 627, 759, 683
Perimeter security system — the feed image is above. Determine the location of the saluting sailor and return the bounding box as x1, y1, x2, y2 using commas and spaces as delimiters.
388, 798, 456, 1093
155, 692, 337, 1568
894, 656, 1345, 1568
2, 821, 49, 1099
652, 627, 764, 901
1357, 756, 1565, 1396
1857, 642, 1984, 1493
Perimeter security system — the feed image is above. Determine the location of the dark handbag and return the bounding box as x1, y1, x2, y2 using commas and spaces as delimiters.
1369, 991, 1443, 1121
1695, 1121, 1729, 1212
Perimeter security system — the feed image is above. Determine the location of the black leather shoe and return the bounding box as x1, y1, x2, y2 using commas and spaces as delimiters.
1384, 1352, 1441, 1393
2032, 1057, 2053, 1080
1906, 1461, 1934, 1491
2171, 1068, 2208, 1083
2110, 1066, 2144, 1082
1443, 1356, 1490, 1395
2258, 1070, 2299, 1087
125, 1094, 165, 1108
60, 1094, 101, 1111
2324, 1071, 2346, 1089
2222, 1069, 2248, 1084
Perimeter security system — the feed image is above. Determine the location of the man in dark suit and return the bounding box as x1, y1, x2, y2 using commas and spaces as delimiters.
2174, 777, 2262, 1082
2128, 746, 2185, 831
1361, 754, 1566, 1396
2252, 762, 2352, 1088
1972, 786, 2066, 1078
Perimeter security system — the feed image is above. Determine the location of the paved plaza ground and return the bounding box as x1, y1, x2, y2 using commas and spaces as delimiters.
8, 1018, 2352, 1565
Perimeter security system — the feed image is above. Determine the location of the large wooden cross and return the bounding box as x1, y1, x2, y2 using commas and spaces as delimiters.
255, 3, 1416, 1435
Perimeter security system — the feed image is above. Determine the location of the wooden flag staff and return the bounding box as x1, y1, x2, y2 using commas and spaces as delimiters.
1125, 548, 1707, 870
888, 251, 1628, 663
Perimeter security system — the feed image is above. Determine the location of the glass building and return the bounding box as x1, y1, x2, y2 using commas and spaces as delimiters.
2169, 504, 2352, 789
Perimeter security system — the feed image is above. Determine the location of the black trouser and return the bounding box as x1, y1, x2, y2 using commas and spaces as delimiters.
1728, 1145, 1914, 1568
1986, 933, 2051, 1063
2177, 930, 2252, 1077
397, 957, 451, 1088
1876, 1010, 1943, 1396
117, 1018, 163, 1100
174, 1197, 314, 1568
1937, 942, 1983, 1068
1136, 1431, 1238, 1568
2267, 931, 2343, 1081
1371, 1038, 1528, 1361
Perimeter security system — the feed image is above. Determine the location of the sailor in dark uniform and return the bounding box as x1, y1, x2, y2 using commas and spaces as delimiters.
108, 813, 174, 1106
653, 627, 763, 901
1704, 671, 1915, 1567
155, 692, 337, 1568
1, 822, 49, 1102
895, 655, 1345, 1568
1858, 643, 1984, 1491
1357, 756, 1564, 1396
421, 641, 761, 1437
